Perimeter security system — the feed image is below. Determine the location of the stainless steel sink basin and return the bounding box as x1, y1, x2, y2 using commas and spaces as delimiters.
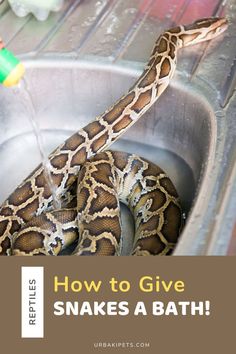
0, 57, 233, 255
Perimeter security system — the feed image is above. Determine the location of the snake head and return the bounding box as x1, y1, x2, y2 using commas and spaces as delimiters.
194, 17, 228, 34
181, 17, 228, 47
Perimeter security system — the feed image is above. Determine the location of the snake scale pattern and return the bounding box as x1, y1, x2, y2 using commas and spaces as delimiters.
0, 17, 227, 256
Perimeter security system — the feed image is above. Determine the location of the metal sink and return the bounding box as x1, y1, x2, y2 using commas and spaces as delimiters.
0, 56, 234, 255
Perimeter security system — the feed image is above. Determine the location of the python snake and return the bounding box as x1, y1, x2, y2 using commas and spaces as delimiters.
0, 17, 227, 256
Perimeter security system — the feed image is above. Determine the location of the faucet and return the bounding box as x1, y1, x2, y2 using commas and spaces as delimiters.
0, 38, 25, 86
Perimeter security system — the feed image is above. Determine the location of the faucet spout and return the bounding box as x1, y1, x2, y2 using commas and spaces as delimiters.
0, 38, 25, 87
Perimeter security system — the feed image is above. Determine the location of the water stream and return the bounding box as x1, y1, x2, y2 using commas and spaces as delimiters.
13, 78, 62, 210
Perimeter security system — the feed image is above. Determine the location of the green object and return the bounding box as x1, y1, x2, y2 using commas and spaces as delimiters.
0, 47, 20, 83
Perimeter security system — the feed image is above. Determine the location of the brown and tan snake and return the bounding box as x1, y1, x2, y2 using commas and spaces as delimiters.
0, 17, 228, 256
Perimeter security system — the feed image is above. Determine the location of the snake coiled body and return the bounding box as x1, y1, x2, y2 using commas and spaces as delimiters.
0, 17, 227, 256
13, 151, 181, 255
